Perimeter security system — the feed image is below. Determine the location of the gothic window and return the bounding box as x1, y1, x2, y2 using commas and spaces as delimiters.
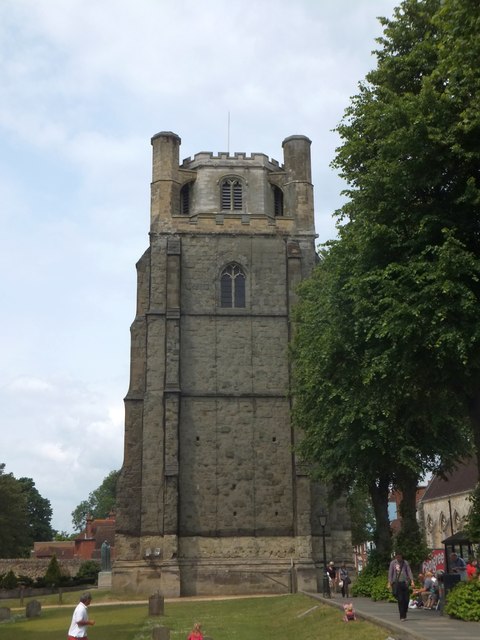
220, 263, 245, 308
273, 185, 284, 216
221, 178, 243, 212
180, 182, 192, 215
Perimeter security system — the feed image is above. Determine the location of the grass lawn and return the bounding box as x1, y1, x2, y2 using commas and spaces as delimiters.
0, 593, 388, 640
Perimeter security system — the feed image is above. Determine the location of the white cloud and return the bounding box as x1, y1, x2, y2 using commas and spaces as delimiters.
6, 376, 55, 393
0, 0, 399, 532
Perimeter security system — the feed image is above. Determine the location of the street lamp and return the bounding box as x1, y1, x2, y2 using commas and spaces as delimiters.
319, 512, 331, 598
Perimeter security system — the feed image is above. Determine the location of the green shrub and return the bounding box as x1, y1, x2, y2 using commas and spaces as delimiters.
445, 580, 480, 621
352, 571, 396, 602
351, 571, 376, 597
371, 575, 396, 602
76, 560, 101, 583
2, 570, 19, 589
17, 574, 34, 587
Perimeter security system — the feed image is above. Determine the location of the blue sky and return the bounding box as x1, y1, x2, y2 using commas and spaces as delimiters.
0, 0, 398, 533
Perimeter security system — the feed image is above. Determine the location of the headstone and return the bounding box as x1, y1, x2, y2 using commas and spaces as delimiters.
152, 626, 170, 640
149, 592, 164, 616
26, 599, 42, 618
0, 607, 11, 621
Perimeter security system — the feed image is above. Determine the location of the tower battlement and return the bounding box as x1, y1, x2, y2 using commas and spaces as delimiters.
181, 151, 282, 170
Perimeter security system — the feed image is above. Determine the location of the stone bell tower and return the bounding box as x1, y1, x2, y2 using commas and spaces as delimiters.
112, 132, 351, 596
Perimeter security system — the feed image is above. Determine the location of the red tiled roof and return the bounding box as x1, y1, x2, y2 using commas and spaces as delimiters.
420, 458, 478, 502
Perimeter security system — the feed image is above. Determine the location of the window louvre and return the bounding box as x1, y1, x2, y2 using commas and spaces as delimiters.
180, 183, 191, 215
273, 186, 284, 216
221, 178, 243, 212
232, 181, 242, 210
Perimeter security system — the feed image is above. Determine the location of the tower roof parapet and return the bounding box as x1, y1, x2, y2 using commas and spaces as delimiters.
181, 151, 282, 171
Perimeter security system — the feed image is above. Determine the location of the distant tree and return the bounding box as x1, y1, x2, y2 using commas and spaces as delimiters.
18, 477, 54, 543
54, 530, 76, 541
0, 463, 30, 557
71, 470, 119, 531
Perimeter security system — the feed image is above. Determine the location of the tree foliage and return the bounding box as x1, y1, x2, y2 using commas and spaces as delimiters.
71, 469, 119, 531
347, 485, 376, 547
18, 477, 54, 542
292, 0, 480, 562
0, 463, 30, 557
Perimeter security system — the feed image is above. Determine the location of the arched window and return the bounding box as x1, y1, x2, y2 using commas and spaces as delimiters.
273, 185, 284, 216
220, 264, 245, 308
439, 512, 447, 532
180, 182, 192, 215
221, 178, 243, 211
426, 514, 433, 532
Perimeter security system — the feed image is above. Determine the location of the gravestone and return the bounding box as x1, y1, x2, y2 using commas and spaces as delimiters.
152, 626, 170, 640
149, 592, 164, 616
26, 599, 42, 618
0, 607, 11, 621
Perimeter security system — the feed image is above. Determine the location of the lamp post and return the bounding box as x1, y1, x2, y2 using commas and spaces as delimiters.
319, 513, 331, 598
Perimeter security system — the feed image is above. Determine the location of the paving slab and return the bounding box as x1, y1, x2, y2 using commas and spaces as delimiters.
305, 593, 480, 640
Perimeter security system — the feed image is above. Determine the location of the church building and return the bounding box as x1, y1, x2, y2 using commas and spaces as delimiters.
112, 131, 350, 596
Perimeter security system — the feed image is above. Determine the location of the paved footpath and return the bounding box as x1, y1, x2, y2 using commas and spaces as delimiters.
306, 593, 480, 640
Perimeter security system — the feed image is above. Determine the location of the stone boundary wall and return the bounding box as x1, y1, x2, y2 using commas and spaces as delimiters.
0, 558, 84, 580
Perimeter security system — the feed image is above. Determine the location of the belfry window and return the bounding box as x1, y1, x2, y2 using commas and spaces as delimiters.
273, 185, 284, 216
220, 263, 246, 308
221, 178, 243, 212
180, 183, 192, 215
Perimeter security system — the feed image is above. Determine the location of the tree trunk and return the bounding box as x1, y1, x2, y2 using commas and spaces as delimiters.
397, 469, 420, 540
368, 474, 391, 561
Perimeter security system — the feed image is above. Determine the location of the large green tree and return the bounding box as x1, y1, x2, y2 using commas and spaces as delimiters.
71, 470, 119, 531
18, 477, 54, 542
0, 464, 30, 557
293, 0, 480, 561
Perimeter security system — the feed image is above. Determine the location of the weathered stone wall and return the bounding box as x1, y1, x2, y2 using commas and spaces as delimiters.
0, 558, 83, 580
179, 397, 293, 536
420, 494, 470, 549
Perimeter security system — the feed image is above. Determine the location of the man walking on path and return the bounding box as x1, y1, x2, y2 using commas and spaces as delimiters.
67, 592, 95, 639
388, 552, 415, 621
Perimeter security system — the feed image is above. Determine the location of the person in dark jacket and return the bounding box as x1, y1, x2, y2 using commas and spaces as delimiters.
388, 552, 415, 621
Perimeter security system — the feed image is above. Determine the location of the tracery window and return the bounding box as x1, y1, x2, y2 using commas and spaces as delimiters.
221, 178, 243, 211
220, 263, 245, 308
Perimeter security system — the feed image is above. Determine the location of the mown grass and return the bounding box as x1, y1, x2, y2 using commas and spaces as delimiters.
0, 592, 388, 640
